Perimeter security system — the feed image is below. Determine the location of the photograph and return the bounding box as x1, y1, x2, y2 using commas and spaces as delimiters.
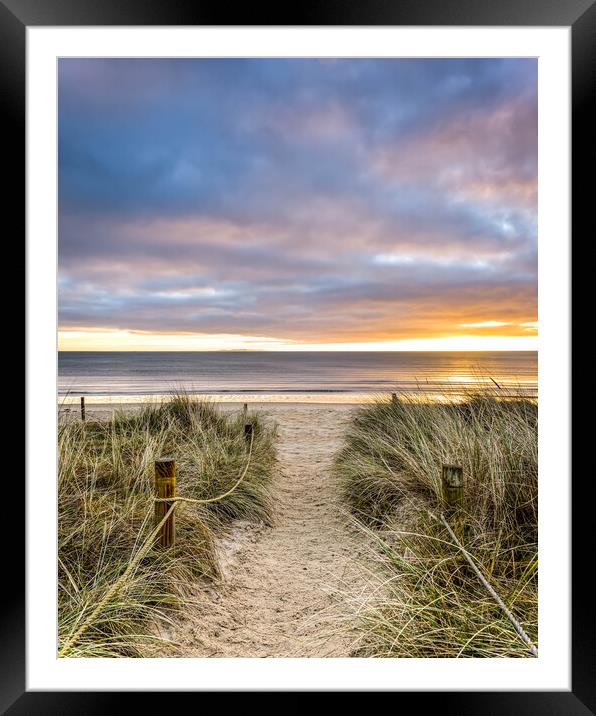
11, 0, 589, 702
56, 56, 540, 660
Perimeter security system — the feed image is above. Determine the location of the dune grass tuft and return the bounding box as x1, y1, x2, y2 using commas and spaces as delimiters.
334, 392, 537, 658
58, 395, 277, 657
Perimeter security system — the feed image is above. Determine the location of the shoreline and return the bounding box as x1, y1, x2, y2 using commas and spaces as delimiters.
58, 387, 538, 414
58, 393, 379, 408
61, 401, 361, 422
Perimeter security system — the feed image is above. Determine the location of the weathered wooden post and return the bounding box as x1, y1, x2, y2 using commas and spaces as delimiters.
441, 464, 464, 512
243, 402, 248, 413
391, 392, 398, 405
154, 458, 176, 548
244, 423, 253, 445
441, 463, 468, 549
80, 396, 86, 421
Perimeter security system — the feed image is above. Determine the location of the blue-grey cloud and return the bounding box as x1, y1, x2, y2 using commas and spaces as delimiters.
58, 58, 537, 342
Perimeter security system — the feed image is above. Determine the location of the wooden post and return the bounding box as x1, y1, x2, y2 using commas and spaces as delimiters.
243, 402, 248, 413
391, 392, 398, 404
154, 458, 176, 548
441, 464, 464, 512
244, 423, 253, 444
80, 396, 86, 421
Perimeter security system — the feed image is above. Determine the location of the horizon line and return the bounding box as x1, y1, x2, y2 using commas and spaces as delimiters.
58, 347, 538, 353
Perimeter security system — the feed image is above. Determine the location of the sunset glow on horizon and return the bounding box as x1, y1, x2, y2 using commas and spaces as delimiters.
58, 329, 537, 352
59, 59, 537, 351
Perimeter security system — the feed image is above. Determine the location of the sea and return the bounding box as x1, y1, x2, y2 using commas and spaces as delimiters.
58, 351, 538, 404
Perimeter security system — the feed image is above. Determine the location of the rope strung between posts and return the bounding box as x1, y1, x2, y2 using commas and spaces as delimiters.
430, 510, 538, 657
59, 430, 254, 658
153, 428, 254, 506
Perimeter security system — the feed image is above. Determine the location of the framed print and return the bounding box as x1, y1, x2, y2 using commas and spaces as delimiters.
11, 0, 591, 710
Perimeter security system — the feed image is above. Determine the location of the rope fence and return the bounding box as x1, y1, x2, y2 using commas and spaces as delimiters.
58, 426, 254, 658
154, 427, 253, 506
59, 415, 537, 659
427, 463, 538, 657
437, 511, 538, 657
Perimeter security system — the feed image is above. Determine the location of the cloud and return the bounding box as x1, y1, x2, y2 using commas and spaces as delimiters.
58, 58, 537, 347
458, 321, 510, 328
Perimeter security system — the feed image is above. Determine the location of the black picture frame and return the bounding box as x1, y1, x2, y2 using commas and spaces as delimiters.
11, 0, 590, 710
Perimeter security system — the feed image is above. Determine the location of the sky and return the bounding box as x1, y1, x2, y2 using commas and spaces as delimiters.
58, 58, 537, 351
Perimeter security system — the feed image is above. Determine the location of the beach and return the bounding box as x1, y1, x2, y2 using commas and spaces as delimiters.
58, 363, 538, 658
153, 403, 369, 657
76, 401, 366, 656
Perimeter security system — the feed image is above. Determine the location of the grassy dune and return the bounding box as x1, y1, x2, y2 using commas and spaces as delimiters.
334, 393, 538, 658
58, 395, 277, 657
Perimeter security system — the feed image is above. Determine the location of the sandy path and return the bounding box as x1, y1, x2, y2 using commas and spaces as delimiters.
157, 404, 372, 657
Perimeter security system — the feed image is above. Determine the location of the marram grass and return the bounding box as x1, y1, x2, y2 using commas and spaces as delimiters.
334, 392, 538, 658
58, 394, 277, 657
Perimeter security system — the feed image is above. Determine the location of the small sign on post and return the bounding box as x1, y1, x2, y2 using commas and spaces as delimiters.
155, 458, 176, 548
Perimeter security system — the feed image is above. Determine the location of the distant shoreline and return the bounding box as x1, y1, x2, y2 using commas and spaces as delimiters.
58, 388, 539, 413
58, 394, 379, 409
